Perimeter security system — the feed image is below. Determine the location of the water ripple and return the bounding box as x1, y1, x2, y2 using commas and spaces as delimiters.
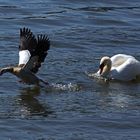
62, 6, 140, 12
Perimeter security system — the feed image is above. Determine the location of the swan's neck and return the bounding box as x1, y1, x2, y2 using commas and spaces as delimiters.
98, 56, 112, 78
101, 65, 111, 77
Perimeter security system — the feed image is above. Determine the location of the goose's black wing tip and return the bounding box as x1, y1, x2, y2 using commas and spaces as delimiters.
19, 27, 37, 52
37, 34, 50, 50
20, 27, 32, 37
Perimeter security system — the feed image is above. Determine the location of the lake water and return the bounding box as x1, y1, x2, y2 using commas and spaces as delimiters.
0, 0, 140, 139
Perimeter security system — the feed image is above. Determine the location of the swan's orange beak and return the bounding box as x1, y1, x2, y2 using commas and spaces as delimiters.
99, 63, 104, 75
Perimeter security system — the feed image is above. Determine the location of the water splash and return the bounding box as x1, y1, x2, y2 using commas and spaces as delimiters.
85, 71, 109, 82
47, 82, 81, 92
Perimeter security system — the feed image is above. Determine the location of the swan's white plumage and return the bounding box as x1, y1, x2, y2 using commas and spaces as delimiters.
98, 54, 140, 81
18, 50, 31, 65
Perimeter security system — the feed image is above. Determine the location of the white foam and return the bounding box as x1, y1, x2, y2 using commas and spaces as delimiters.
86, 71, 109, 82
49, 83, 81, 91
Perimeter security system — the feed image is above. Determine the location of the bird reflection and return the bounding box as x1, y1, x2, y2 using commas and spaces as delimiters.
18, 86, 53, 117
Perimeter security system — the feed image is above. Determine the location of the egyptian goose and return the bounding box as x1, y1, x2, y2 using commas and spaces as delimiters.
0, 27, 50, 85
97, 54, 140, 81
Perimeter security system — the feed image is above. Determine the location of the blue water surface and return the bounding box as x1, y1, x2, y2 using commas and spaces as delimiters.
0, 0, 140, 139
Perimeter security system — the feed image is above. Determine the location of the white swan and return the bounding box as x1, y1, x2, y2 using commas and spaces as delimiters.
97, 54, 140, 81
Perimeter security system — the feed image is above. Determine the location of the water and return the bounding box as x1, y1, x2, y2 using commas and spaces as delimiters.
0, 0, 140, 139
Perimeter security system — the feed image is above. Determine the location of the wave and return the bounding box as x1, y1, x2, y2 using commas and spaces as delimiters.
62, 6, 140, 12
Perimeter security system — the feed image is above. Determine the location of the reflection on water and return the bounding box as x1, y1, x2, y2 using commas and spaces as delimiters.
18, 86, 53, 118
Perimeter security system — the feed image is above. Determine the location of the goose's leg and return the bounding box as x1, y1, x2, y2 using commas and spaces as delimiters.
0, 67, 13, 75
39, 78, 49, 85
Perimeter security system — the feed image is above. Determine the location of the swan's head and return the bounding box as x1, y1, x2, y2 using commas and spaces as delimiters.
98, 56, 112, 77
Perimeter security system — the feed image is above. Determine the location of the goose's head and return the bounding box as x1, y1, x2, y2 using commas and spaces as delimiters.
98, 56, 112, 77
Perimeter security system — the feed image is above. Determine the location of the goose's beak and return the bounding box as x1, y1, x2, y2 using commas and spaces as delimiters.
0, 72, 2, 76
0, 69, 4, 75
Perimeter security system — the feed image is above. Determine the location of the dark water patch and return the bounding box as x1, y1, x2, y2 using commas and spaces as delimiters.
45, 10, 67, 15
62, 6, 140, 12
0, 5, 17, 9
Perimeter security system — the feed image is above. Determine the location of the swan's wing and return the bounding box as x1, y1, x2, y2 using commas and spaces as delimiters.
110, 54, 135, 67
18, 27, 37, 67
111, 57, 140, 81
23, 34, 50, 73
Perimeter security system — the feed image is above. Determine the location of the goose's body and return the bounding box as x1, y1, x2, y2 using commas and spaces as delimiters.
0, 28, 50, 85
97, 54, 140, 81
13, 67, 40, 85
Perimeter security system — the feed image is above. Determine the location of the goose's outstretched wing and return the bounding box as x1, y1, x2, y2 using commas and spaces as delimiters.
30, 34, 50, 73
18, 27, 37, 67
19, 28, 50, 73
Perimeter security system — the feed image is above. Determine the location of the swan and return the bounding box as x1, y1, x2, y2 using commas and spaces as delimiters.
97, 54, 140, 81
0, 27, 50, 85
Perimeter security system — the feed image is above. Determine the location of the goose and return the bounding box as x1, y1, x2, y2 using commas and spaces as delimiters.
0, 27, 50, 85
97, 54, 140, 81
